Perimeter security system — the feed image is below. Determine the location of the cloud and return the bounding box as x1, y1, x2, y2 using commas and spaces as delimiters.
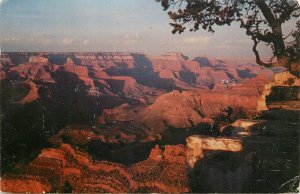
2, 37, 19, 42
37, 38, 52, 45
224, 38, 251, 44
123, 32, 141, 40
215, 44, 231, 50
82, 39, 90, 45
182, 36, 211, 44
20, 33, 54, 45
62, 38, 73, 45
122, 32, 142, 45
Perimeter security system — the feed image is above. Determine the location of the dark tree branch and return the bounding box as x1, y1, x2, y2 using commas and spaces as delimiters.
279, 1, 300, 23
254, 0, 278, 28
158, 0, 300, 71
251, 32, 273, 67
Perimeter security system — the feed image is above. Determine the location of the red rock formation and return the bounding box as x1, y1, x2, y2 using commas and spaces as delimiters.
10, 62, 54, 83
1, 176, 52, 193
63, 58, 95, 89
2, 52, 278, 106
131, 144, 189, 192
1, 143, 189, 193
19, 80, 39, 104
163, 145, 186, 164
149, 145, 163, 161
0, 63, 6, 79
1, 52, 297, 193
100, 86, 262, 132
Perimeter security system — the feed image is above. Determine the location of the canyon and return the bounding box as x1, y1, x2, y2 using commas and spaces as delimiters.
0, 52, 298, 192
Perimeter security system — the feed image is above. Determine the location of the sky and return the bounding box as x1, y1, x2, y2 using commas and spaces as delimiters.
0, 0, 298, 59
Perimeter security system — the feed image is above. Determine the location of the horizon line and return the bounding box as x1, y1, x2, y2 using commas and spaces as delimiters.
1, 51, 259, 62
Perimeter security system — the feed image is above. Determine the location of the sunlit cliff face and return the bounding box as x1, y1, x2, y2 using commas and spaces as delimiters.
186, 136, 242, 168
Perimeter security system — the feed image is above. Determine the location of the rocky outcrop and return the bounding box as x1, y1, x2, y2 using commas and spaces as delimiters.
28, 56, 49, 63
10, 63, 55, 83
149, 144, 186, 164
149, 145, 163, 161
257, 71, 300, 112
186, 136, 242, 168
63, 57, 96, 90
232, 119, 265, 129
131, 144, 189, 193
7, 55, 55, 84
64, 58, 88, 77
187, 108, 299, 192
